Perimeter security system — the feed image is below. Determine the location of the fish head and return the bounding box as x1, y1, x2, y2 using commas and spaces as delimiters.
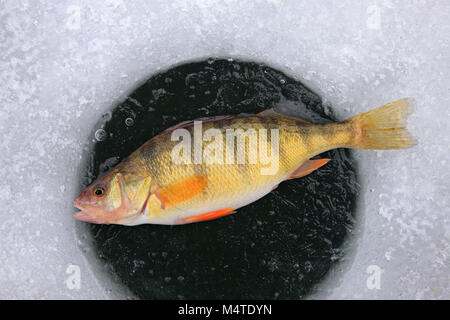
73, 171, 142, 225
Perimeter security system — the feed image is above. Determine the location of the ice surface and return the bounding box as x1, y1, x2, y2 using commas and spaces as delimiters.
0, 0, 448, 299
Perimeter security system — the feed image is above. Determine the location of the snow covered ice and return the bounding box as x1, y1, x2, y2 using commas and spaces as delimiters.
0, 0, 449, 299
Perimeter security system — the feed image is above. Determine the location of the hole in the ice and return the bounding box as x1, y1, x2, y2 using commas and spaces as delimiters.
76, 58, 360, 299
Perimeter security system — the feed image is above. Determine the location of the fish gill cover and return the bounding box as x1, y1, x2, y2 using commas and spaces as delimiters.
76, 58, 360, 299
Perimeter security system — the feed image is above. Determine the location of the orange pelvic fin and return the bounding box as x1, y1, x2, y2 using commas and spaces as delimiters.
154, 175, 208, 209
286, 159, 330, 180
181, 207, 236, 224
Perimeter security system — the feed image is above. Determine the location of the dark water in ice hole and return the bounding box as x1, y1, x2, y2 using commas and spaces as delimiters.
77, 58, 360, 299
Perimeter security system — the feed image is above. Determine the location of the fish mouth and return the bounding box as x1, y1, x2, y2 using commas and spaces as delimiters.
72, 200, 139, 225
73, 211, 98, 223
73, 201, 99, 223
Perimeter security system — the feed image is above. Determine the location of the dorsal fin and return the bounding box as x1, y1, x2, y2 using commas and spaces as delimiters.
256, 108, 312, 124
163, 115, 236, 132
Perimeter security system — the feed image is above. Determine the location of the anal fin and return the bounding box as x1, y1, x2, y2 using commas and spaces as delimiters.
286, 159, 330, 180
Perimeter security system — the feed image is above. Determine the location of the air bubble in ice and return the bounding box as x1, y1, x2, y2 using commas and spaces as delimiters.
125, 118, 134, 126
102, 112, 112, 121
94, 129, 107, 141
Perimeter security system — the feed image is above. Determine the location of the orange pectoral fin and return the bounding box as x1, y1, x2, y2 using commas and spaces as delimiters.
154, 174, 208, 209
181, 208, 236, 224
286, 159, 330, 180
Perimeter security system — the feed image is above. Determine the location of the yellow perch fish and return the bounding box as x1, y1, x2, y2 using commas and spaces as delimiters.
73, 99, 416, 225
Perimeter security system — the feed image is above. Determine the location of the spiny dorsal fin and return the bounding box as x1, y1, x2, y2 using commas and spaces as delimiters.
163, 115, 236, 133
256, 108, 312, 124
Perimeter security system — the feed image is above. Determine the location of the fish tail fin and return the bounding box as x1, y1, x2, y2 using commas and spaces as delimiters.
346, 98, 417, 149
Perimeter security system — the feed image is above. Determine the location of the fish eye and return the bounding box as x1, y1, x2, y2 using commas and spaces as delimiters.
93, 185, 106, 197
